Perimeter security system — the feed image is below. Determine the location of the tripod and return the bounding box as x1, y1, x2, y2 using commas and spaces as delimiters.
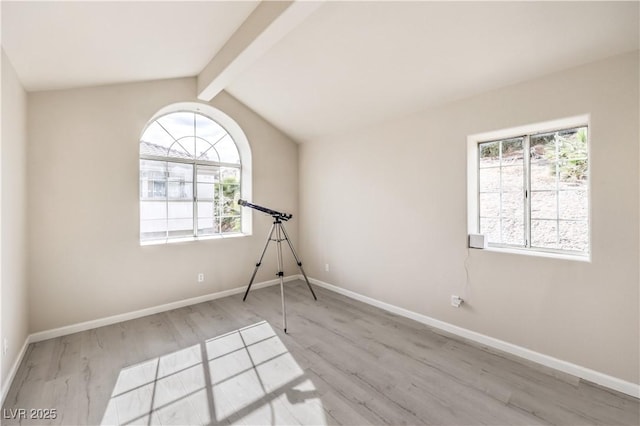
242, 216, 317, 333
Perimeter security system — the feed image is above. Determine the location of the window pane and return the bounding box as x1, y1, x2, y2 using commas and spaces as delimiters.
168, 162, 192, 180
195, 113, 227, 144
157, 112, 195, 144
221, 184, 240, 215
197, 165, 220, 182
221, 167, 240, 183
531, 219, 558, 249
559, 190, 588, 220
168, 201, 193, 237
529, 127, 588, 252
501, 191, 524, 246
141, 219, 168, 240
140, 159, 166, 179
221, 216, 241, 233
557, 127, 588, 187
530, 134, 557, 164
168, 201, 192, 217
480, 217, 499, 244
140, 201, 167, 220
167, 163, 193, 201
559, 220, 588, 252
530, 133, 558, 193
140, 180, 167, 199
197, 201, 214, 218
198, 218, 220, 236
479, 167, 500, 192
196, 138, 219, 162
220, 167, 240, 219
174, 137, 196, 159
479, 141, 499, 167
197, 183, 215, 200
197, 198, 215, 236
501, 165, 523, 191
140, 160, 167, 199
197, 166, 219, 202
501, 191, 524, 220
140, 122, 175, 153
500, 138, 523, 166
479, 138, 524, 247
531, 190, 557, 220
532, 128, 588, 191
215, 135, 240, 164
168, 181, 192, 200
530, 161, 557, 191
140, 200, 167, 241
558, 162, 588, 189
502, 217, 524, 246
479, 192, 500, 218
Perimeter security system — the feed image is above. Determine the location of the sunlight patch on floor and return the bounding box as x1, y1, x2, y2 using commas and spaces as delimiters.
101, 321, 326, 425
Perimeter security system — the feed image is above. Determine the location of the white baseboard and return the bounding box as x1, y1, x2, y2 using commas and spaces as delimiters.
29, 276, 291, 343
1, 337, 29, 406
308, 277, 640, 399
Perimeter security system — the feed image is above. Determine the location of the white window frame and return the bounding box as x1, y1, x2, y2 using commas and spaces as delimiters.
467, 115, 590, 261
139, 102, 252, 245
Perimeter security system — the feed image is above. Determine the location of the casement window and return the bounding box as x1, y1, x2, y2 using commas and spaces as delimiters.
468, 116, 589, 258
139, 104, 252, 244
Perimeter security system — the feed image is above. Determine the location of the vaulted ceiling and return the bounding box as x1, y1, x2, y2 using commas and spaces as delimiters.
2, 1, 638, 143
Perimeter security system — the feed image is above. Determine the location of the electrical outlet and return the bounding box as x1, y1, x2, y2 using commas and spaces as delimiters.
197, 273, 205, 283
325, 263, 329, 272
3, 338, 8, 356
451, 295, 464, 308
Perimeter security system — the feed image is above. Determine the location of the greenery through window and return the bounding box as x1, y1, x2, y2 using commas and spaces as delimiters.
139, 111, 242, 242
478, 126, 589, 255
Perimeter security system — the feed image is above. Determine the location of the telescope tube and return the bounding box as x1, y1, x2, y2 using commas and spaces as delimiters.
238, 199, 293, 221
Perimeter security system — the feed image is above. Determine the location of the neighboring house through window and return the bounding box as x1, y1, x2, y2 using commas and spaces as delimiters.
139, 103, 252, 244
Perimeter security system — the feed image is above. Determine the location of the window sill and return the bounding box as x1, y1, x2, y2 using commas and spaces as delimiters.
140, 232, 249, 246
476, 246, 591, 263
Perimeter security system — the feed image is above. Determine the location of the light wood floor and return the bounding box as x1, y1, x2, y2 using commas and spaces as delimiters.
3, 281, 639, 425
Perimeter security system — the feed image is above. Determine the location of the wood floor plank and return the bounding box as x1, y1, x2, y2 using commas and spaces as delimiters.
2, 281, 638, 425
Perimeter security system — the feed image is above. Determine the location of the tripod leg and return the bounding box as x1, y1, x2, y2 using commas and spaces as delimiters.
243, 222, 276, 301
279, 223, 317, 301
275, 223, 287, 333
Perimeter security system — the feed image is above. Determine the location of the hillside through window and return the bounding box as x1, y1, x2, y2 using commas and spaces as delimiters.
469, 119, 589, 258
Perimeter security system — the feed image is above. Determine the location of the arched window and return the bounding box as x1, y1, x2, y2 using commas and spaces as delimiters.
139, 103, 251, 243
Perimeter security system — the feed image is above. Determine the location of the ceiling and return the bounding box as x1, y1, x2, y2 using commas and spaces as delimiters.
2, 1, 638, 143
1, 1, 259, 91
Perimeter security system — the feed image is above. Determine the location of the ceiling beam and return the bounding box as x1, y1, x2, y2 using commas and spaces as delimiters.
197, 0, 322, 101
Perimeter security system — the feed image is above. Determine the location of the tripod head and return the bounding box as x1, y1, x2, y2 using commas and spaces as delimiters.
238, 199, 293, 221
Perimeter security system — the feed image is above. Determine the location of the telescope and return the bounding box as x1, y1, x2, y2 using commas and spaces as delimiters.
238, 199, 292, 221
238, 198, 317, 333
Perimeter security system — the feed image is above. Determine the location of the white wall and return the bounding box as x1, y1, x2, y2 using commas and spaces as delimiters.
27, 79, 299, 333
1, 49, 29, 395
299, 52, 639, 384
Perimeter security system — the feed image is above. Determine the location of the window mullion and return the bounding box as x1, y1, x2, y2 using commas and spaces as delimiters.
193, 165, 198, 238
477, 145, 481, 235
498, 141, 503, 243
165, 162, 169, 241
218, 169, 222, 233
524, 135, 531, 248
555, 135, 561, 248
